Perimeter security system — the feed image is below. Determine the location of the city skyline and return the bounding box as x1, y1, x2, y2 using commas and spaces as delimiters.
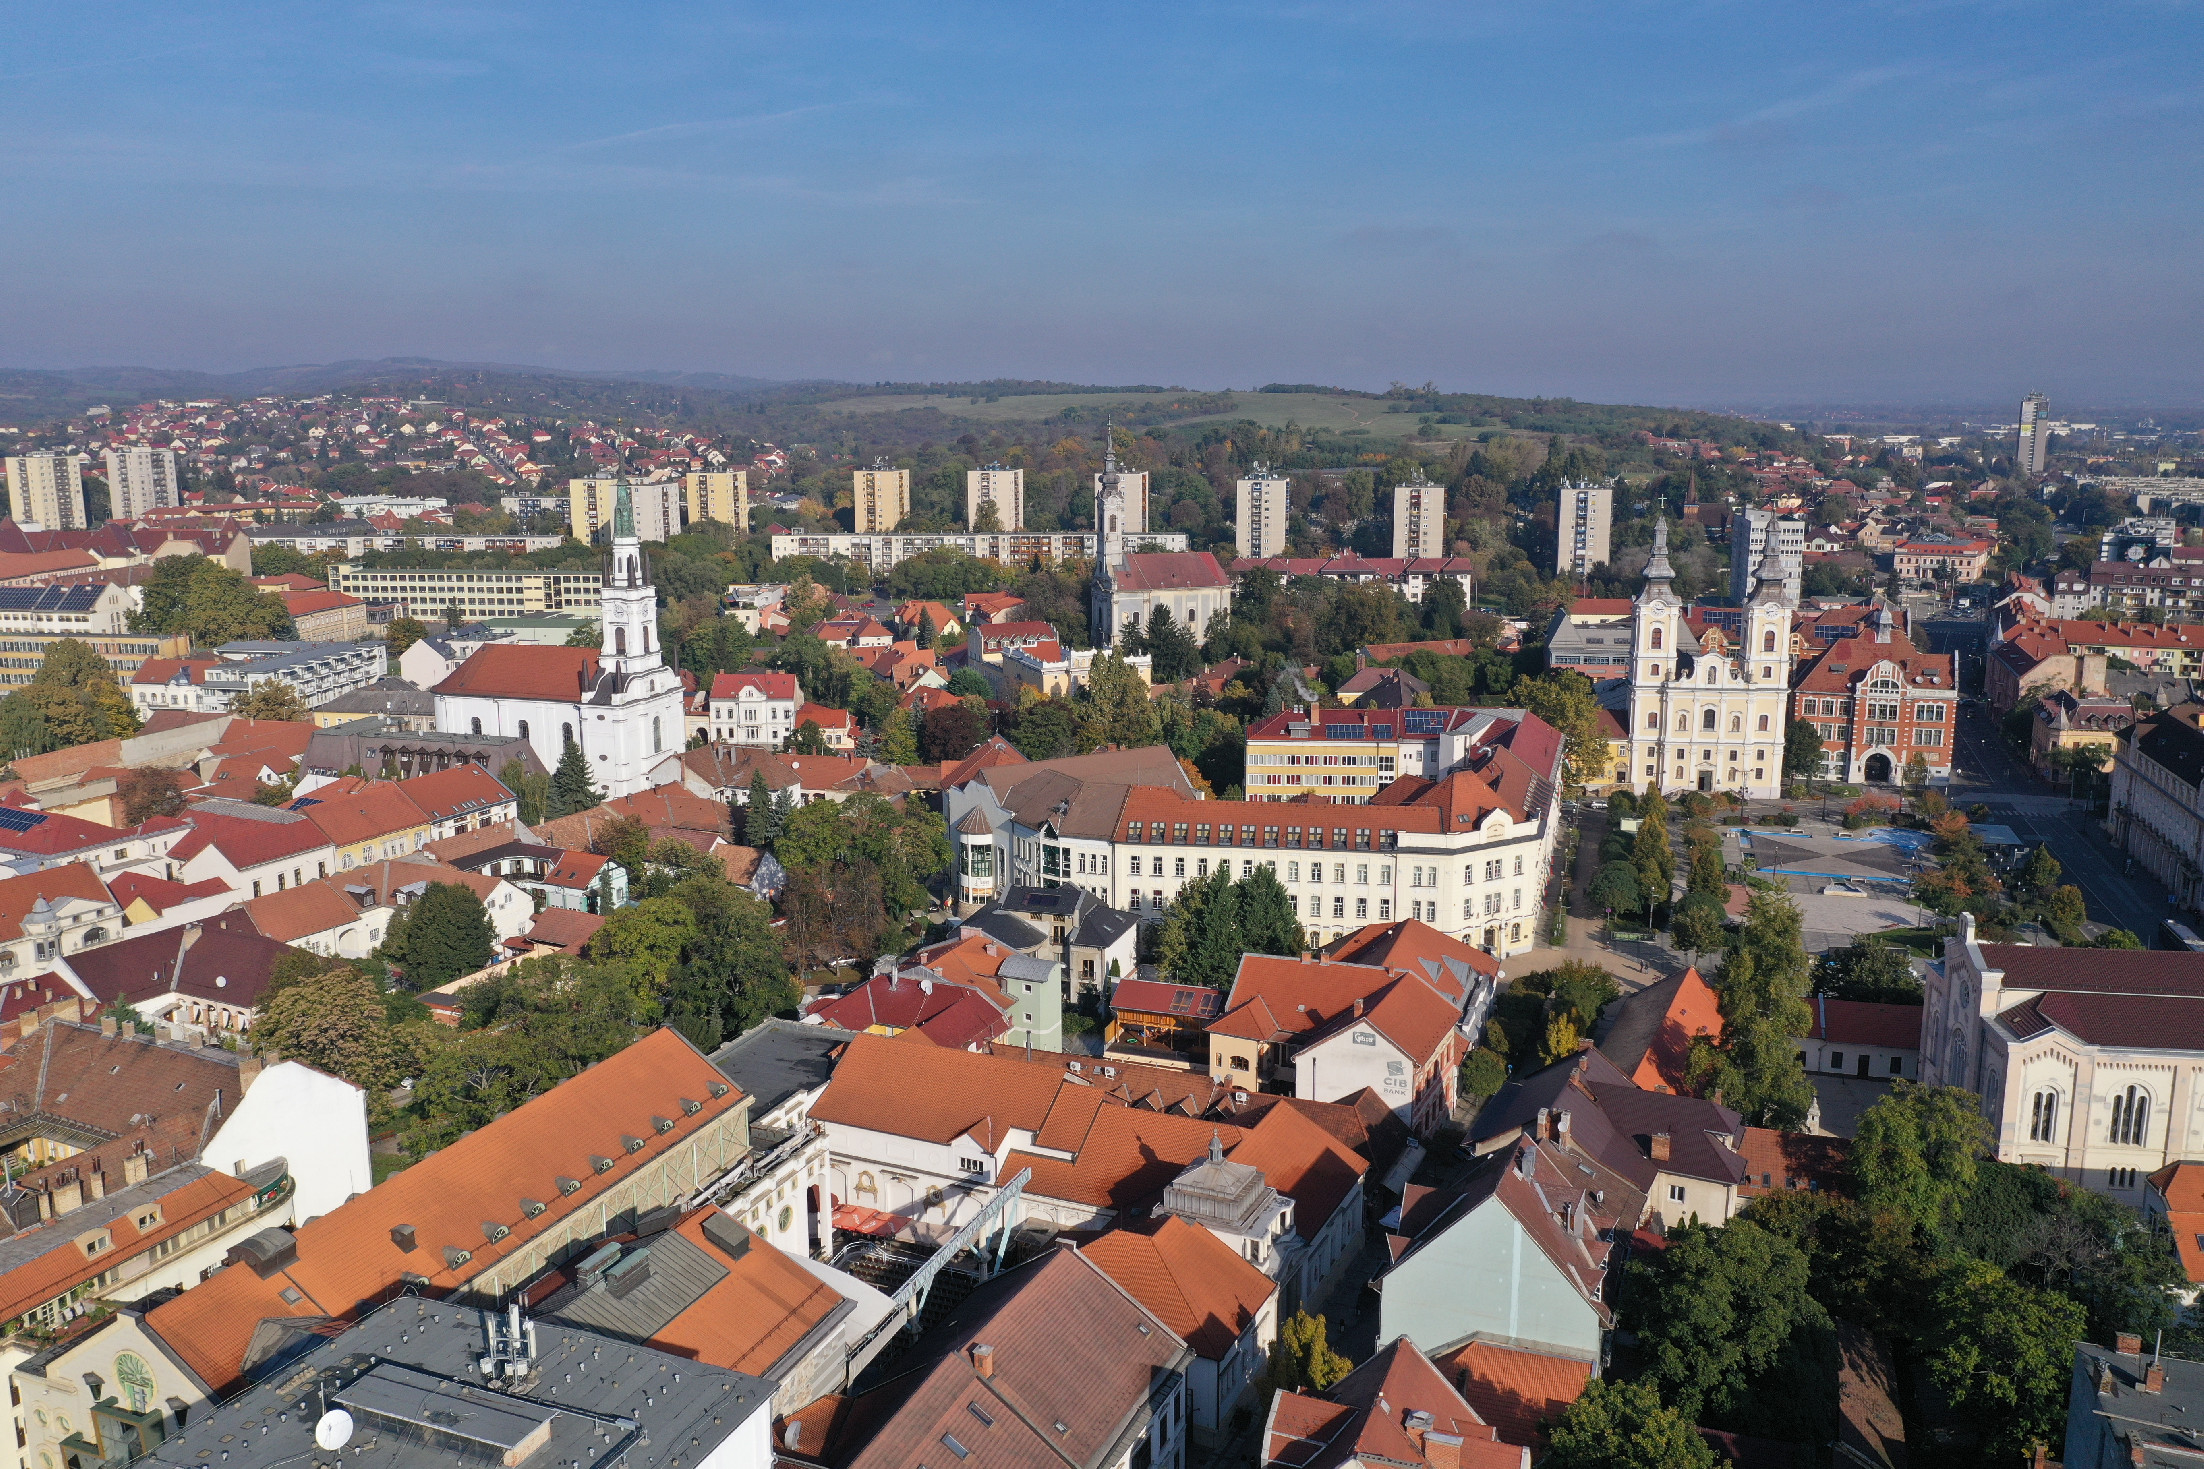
0, 3, 2196, 409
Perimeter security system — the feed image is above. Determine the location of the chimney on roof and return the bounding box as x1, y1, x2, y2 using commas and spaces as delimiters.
50, 1175, 82, 1217
99, 1017, 117, 1037
238, 1054, 261, 1091
1649, 1131, 1672, 1163
2147, 1362, 2166, 1394
2132, 1441, 2148, 1467
2119, 1332, 2144, 1357
969, 1343, 995, 1379
1554, 1109, 1572, 1145
122, 1148, 148, 1187
86, 1165, 104, 1202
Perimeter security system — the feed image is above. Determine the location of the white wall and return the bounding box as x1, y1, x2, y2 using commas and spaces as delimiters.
207, 1062, 371, 1220
691, 1391, 775, 1469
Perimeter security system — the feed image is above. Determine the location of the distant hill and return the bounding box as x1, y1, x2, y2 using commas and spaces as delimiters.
0, 359, 795, 423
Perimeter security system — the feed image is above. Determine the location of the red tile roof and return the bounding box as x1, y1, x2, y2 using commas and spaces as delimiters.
1431, 1339, 1591, 1450
1806, 997, 1921, 1050
141, 1027, 744, 1391
1081, 1216, 1275, 1358
0, 864, 114, 943
167, 808, 331, 869
709, 670, 797, 700
395, 763, 513, 824
431, 644, 601, 700
1114, 551, 1230, 591
296, 782, 428, 847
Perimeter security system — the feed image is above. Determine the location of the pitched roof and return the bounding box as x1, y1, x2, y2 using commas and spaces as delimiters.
1430, 1339, 1591, 1451
1805, 996, 1921, 1050
0, 1020, 255, 1167
1326, 919, 1501, 999
1595, 966, 1723, 1093
0, 863, 115, 943
708, 670, 797, 700
1224, 1097, 1369, 1231
394, 764, 512, 824
141, 1027, 744, 1391
62, 910, 300, 1011
809, 1032, 1065, 1150
430, 644, 601, 700
295, 782, 428, 847
1081, 1216, 1276, 1358
1264, 1336, 1525, 1469
106, 871, 231, 916
238, 881, 373, 944
1472, 1046, 1745, 1190
796, 1246, 1190, 1469
1213, 954, 1461, 1066
1113, 551, 1231, 592
167, 806, 332, 869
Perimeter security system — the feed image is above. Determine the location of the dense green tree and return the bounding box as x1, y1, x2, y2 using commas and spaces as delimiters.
251, 965, 427, 1117
1812, 937, 1921, 1001
1080, 651, 1161, 748
386, 617, 428, 658
1922, 1257, 2087, 1463
136, 554, 294, 645
1509, 671, 1606, 789
1588, 861, 1639, 917
233, 678, 312, 722
499, 759, 549, 827
1236, 865, 1305, 957
1542, 1378, 1717, 1469
1783, 714, 1827, 778
548, 738, 603, 817
0, 694, 53, 761
787, 720, 831, 755
1262, 1309, 1352, 1394
381, 882, 497, 991
1144, 604, 1202, 683
588, 897, 702, 991
1630, 792, 1672, 921
878, 707, 919, 764
946, 668, 993, 699
743, 772, 780, 847
1459, 1046, 1508, 1102
1628, 1217, 1828, 1424
1854, 1081, 1994, 1235
1001, 695, 1080, 760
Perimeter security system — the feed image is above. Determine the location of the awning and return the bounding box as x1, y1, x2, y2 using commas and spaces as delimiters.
832, 1202, 903, 1238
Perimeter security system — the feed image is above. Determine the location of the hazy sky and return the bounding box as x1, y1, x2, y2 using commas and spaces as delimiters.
2, 2, 2198, 408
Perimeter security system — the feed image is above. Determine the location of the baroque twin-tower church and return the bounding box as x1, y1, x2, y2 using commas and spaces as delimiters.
1623, 519, 1795, 798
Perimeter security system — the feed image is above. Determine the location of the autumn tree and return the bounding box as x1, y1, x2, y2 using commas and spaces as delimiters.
232, 678, 312, 722
119, 766, 189, 823
1262, 1309, 1351, 1395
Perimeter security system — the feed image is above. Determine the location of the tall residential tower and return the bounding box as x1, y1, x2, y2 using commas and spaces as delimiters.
682, 470, 749, 531
2018, 392, 2051, 476
1392, 479, 1445, 560
4, 453, 87, 529
852, 459, 909, 533
966, 464, 1024, 531
1235, 463, 1289, 559
104, 446, 180, 521
1554, 479, 1612, 578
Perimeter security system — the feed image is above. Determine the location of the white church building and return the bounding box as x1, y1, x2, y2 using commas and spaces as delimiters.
1624, 518, 1794, 799
432, 482, 686, 798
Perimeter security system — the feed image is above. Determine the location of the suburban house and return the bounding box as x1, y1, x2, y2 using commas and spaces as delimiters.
1798, 995, 1922, 1081
710, 670, 802, 747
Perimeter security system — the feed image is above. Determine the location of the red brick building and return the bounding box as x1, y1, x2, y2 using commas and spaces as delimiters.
1791, 605, 1959, 784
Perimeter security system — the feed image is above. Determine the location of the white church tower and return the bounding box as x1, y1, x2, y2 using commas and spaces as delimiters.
584, 481, 686, 795
1625, 519, 1793, 798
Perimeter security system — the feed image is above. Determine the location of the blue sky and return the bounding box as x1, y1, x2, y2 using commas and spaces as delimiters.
2, 1, 2198, 408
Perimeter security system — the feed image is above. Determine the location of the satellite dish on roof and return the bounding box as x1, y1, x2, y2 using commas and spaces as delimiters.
314, 1410, 354, 1451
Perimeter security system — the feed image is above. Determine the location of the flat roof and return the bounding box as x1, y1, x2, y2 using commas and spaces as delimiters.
709, 1019, 857, 1117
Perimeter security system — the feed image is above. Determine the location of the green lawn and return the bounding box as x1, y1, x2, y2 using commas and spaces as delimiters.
371, 1151, 410, 1185
812, 388, 1492, 445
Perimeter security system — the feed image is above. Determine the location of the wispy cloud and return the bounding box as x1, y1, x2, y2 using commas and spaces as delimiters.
560, 104, 850, 152
1627, 63, 1921, 149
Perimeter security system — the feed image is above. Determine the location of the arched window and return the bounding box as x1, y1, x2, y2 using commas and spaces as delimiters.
652, 716, 662, 753
1729, 714, 1743, 733
1701, 708, 1717, 730
470, 717, 482, 736
2029, 1089, 2060, 1142
2111, 1085, 2151, 1145
1757, 714, 1770, 731
1651, 628, 1663, 649
615, 627, 627, 656
563, 723, 574, 745
1763, 629, 1777, 652
1705, 665, 1718, 683
518, 720, 529, 741
1645, 712, 1659, 730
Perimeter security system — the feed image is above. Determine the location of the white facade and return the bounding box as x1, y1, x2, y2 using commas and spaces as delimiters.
1555, 478, 1612, 577
1236, 468, 1289, 560
205, 1059, 373, 1220
1729, 507, 1806, 602
1391, 479, 1444, 560
1630, 519, 1793, 798
0, 584, 133, 636
1919, 914, 2204, 1203
2019, 392, 2051, 475
966, 465, 1024, 531
436, 490, 685, 799
103, 446, 180, 520
202, 641, 388, 709
3, 453, 86, 530
710, 677, 800, 746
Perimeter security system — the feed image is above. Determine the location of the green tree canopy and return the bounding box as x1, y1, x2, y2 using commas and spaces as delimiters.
233, 678, 312, 722
1922, 1256, 2087, 1463
1853, 1081, 1993, 1236
1543, 1378, 1718, 1469
549, 738, 603, 817
137, 554, 294, 645
382, 882, 497, 991
1627, 1217, 1829, 1425
1262, 1309, 1352, 1395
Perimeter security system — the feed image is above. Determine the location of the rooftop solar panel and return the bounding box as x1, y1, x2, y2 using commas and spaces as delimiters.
0, 808, 50, 833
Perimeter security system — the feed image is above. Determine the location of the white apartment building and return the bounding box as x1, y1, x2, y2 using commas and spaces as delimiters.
1391, 479, 1444, 560
201, 640, 390, 709
327, 564, 602, 620
1555, 478, 1612, 578
1729, 507, 1806, 602
852, 460, 909, 534
0, 583, 134, 636
103, 446, 180, 520
2019, 392, 2051, 476
3, 453, 87, 530
966, 464, 1024, 531
769, 529, 1183, 572
709, 670, 801, 746
1236, 465, 1290, 559
570, 476, 679, 543
684, 469, 750, 530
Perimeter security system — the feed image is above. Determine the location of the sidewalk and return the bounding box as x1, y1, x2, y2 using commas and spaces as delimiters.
1507, 915, 1679, 991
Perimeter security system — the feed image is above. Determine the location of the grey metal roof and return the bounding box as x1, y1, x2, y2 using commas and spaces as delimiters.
539, 1230, 728, 1342
708, 1019, 857, 1117
962, 907, 1048, 951
134, 1295, 774, 1469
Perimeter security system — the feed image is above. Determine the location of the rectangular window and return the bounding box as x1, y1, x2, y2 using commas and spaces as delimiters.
1195, 824, 1211, 845
1669, 1184, 1686, 1203
1286, 826, 1302, 847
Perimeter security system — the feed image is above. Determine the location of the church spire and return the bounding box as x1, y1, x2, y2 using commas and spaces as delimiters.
614, 478, 636, 540
1102, 418, 1118, 475
1644, 516, 1674, 585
